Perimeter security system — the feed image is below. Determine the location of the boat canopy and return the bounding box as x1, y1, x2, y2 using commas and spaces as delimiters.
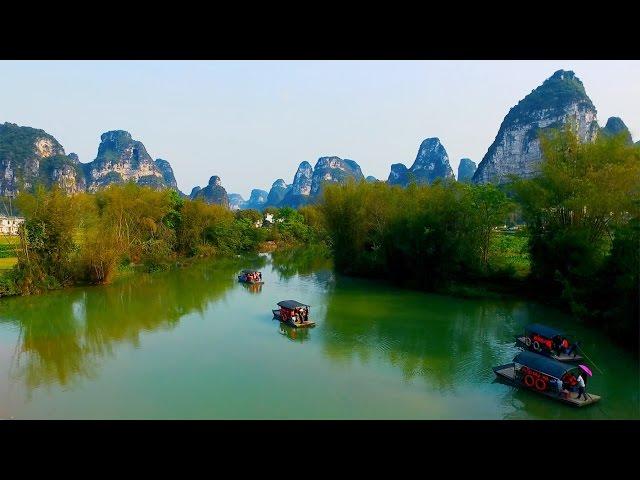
241, 269, 259, 274
514, 351, 576, 379
524, 323, 565, 339
277, 300, 310, 310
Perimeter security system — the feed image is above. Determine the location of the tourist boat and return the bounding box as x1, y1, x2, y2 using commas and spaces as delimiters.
515, 323, 583, 362
238, 269, 264, 284
272, 300, 315, 328
493, 351, 600, 407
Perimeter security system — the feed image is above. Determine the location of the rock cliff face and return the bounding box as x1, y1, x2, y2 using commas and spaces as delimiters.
387, 163, 409, 186
190, 175, 230, 207
245, 189, 268, 210
600, 117, 633, 144
278, 157, 365, 207
265, 179, 290, 207
310, 156, 364, 196
0, 122, 85, 196
408, 138, 455, 184
280, 161, 313, 207
40, 152, 87, 194
228, 193, 246, 210
473, 70, 599, 184
366, 175, 378, 183
387, 138, 454, 186
0, 124, 182, 198
457, 158, 477, 183
85, 130, 170, 192
154, 159, 178, 189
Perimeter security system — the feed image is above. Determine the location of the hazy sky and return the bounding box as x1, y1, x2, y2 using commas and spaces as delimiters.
1, 60, 638, 197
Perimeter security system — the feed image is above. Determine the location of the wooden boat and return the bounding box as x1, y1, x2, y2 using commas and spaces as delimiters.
238, 269, 264, 285
272, 300, 315, 328
515, 323, 583, 362
493, 351, 600, 407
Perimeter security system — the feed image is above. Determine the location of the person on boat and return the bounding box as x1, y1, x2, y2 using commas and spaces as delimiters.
258, 272, 262, 281
553, 336, 563, 353
576, 373, 587, 400
566, 341, 579, 358
553, 377, 565, 397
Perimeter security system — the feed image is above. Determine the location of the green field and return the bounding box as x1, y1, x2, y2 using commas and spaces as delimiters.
0, 257, 17, 270
490, 230, 530, 278
0, 235, 19, 270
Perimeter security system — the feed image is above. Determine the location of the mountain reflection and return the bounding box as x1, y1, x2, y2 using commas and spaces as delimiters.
0, 259, 241, 391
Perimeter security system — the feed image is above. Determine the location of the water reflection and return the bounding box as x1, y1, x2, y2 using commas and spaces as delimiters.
320, 276, 532, 391
0, 250, 637, 419
240, 282, 263, 294
270, 245, 332, 281
278, 323, 311, 343
0, 258, 242, 392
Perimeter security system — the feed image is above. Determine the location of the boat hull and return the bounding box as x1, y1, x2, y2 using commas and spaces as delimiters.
493, 363, 600, 407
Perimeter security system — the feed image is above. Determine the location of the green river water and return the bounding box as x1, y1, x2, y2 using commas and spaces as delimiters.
0, 250, 638, 419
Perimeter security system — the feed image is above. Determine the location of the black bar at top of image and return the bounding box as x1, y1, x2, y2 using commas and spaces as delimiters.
1, 12, 638, 61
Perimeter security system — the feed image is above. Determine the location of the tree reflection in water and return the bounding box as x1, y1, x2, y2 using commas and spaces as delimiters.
270, 245, 332, 281
319, 276, 527, 392
0, 258, 243, 393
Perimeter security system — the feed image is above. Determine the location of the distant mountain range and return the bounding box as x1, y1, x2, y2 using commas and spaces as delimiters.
1, 70, 635, 209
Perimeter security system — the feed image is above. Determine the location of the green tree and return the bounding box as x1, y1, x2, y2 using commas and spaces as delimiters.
513, 124, 640, 347
472, 183, 514, 270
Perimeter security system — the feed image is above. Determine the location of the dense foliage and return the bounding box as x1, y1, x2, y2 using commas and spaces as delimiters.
319, 180, 515, 288
0, 183, 323, 296
512, 126, 640, 346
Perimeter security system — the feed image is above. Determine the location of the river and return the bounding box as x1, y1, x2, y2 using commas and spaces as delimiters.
0, 250, 637, 419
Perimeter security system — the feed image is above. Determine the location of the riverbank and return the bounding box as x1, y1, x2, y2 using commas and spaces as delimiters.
0, 238, 327, 300
0, 185, 327, 298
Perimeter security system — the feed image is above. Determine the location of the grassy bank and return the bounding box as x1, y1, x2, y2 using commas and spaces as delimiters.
0, 236, 19, 271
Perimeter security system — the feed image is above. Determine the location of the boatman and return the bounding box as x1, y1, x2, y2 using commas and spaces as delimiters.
554, 377, 564, 397
575, 373, 587, 401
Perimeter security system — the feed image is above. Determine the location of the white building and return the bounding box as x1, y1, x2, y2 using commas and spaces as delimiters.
263, 213, 283, 225
0, 216, 24, 235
